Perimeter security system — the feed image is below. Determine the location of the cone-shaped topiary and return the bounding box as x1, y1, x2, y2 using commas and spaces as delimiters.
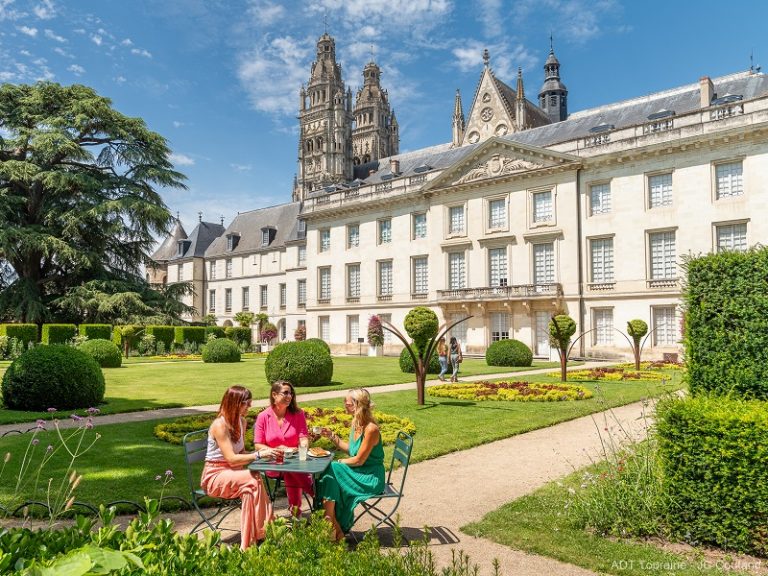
202, 338, 242, 363
486, 339, 533, 367
265, 340, 333, 386
1, 345, 105, 411
78, 338, 122, 368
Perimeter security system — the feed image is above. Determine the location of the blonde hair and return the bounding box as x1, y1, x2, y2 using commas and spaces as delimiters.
348, 388, 376, 430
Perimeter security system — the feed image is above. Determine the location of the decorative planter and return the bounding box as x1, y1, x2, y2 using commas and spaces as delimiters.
368, 345, 383, 357
261, 342, 270, 353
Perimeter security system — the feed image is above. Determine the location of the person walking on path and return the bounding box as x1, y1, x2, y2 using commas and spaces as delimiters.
449, 336, 462, 382
437, 337, 449, 381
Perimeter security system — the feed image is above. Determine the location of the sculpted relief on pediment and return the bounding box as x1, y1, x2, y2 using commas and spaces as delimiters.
454, 153, 545, 185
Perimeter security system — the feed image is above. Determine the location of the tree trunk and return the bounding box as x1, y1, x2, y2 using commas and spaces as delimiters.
560, 349, 568, 382
416, 358, 426, 405
633, 343, 641, 371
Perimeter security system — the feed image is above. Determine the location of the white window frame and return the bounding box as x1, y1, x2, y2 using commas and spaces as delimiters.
279, 283, 286, 308
177, 263, 184, 282
225, 259, 233, 278
488, 247, 508, 288
378, 219, 392, 244
652, 306, 677, 346
648, 172, 673, 209
209, 260, 217, 280
297, 245, 306, 266
208, 289, 216, 312
347, 263, 361, 299
648, 230, 677, 280
319, 316, 330, 341
225, 288, 232, 312
531, 190, 553, 224
378, 260, 393, 297
592, 308, 614, 346
297, 279, 306, 306
347, 315, 360, 343
715, 221, 748, 252
448, 205, 465, 235
318, 267, 331, 301
490, 312, 509, 342
347, 224, 359, 248
532, 242, 555, 284
413, 213, 427, 239
715, 161, 744, 199
259, 285, 267, 309
412, 256, 428, 295
448, 251, 466, 290
242, 286, 250, 311
261, 229, 270, 246
589, 182, 611, 215
590, 237, 614, 283
319, 228, 331, 252
488, 198, 507, 230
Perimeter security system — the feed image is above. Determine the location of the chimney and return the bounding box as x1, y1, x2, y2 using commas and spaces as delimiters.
390, 158, 400, 174
700, 76, 715, 108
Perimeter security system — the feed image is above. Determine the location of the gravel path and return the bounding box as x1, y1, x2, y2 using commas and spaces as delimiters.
2, 360, 641, 575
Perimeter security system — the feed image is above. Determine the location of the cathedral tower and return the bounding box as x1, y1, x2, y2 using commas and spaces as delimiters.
352, 60, 399, 165
295, 33, 353, 201
538, 41, 568, 123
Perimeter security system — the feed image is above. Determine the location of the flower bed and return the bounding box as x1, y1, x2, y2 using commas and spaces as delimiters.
154, 407, 415, 448
555, 367, 668, 382
428, 381, 592, 402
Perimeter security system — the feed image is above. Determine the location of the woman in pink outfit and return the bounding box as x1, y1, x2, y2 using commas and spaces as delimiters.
254, 380, 315, 516
201, 385, 274, 549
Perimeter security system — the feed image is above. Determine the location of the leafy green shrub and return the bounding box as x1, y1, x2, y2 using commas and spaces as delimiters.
112, 325, 143, 356
306, 338, 330, 353
205, 326, 226, 339
657, 395, 768, 554
41, 323, 77, 344
0, 323, 38, 346
265, 340, 333, 386
485, 339, 533, 367
137, 333, 157, 356
404, 306, 438, 352
145, 325, 175, 351
226, 326, 252, 346
78, 324, 112, 340
367, 315, 384, 347
399, 347, 440, 374
201, 338, 241, 363
174, 326, 205, 346
78, 338, 122, 368
683, 247, 768, 399
1, 345, 105, 411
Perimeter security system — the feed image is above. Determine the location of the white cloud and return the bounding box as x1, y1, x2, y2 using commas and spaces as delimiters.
513, 0, 618, 44
246, 0, 285, 26
477, 0, 503, 38
131, 48, 152, 58
18, 26, 38, 37
170, 153, 195, 166
53, 46, 72, 57
172, 121, 185, 128
44, 28, 65, 42
33, 0, 55, 20
230, 163, 252, 172
121, 38, 133, 46
67, 64, 84, 75
452, 39, 536, 81
114, 75, 127, 84
19, 49, 30, 56
91, 34, 102, 46
0, 0, 22, 22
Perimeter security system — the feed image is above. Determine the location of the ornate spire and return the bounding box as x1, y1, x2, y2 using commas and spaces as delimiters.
516, 68, 526, 131
539, 37, 568, 123
516, 67, 524, 100
483, 48, 490, 69
452, 89, 465, 147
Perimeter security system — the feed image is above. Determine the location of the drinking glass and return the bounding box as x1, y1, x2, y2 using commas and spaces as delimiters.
299, 434, 308, 461
274, 448, 284, 465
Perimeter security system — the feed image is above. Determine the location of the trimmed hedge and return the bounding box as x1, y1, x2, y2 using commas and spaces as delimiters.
225, 326, 252, 346
145, 325, 175, 351
399, 347, 441, 374
206, 326, 226, 339
1, 345, 105, 411
202, 338, 241, 363
657, 395, 768, 554
0, 324, 38, 346
78, 338, 122, 368
486, 339, 533, 367
265, 340, 333, 386
174, 326, 206, 345
305, 338, 330, 353
78, 324, 112, 341
404, 307, 439, 351
684, 247, 768, 399
41, 324, 77, 344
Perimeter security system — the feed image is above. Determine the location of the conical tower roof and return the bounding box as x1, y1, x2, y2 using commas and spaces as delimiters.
151, 218, 187, 262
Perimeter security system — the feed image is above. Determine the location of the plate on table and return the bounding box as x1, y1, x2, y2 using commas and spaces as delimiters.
282, 448, 297, 457
308, 448, 331, 458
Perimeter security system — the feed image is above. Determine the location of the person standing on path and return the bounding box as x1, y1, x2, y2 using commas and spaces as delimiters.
437, 337, 448, 381
449, 336, 462, 382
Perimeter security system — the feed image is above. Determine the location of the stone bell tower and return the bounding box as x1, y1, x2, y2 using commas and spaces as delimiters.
352, 60, 399, 165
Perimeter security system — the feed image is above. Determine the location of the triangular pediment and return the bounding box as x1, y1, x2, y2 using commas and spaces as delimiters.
423, 137, 580, 191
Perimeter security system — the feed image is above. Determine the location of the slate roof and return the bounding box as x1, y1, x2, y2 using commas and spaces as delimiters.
205, 202, 302, 258
151, 219, 187, 262
169, 221, 225, 261
492, 76, 552, 127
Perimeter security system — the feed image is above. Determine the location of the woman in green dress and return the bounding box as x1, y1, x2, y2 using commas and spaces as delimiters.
317, 388, 385, 541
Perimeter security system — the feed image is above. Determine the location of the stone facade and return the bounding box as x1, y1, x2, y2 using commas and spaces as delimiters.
153, 34, 768, 360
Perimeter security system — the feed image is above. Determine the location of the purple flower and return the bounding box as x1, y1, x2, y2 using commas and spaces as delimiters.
86, 407, 100, 415
31, 438, 39, 446
85, 420, 94, 430
46, 445, 53, 452
35, 419, 46, 430
165, 469, 173, 477
70, 414, 82, 421
47, 408, 57, 413
155, 475, 162, 481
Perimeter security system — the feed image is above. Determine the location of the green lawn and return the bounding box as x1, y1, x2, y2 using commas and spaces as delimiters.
0, 356, 561, 425
462, 456, 749, 576
0, 371, 681, 512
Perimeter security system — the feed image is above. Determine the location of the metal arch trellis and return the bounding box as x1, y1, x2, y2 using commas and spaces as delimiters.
381, 315, 472, 405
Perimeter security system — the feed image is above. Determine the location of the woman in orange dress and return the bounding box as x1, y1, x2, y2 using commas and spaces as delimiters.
201, 385, 274, 548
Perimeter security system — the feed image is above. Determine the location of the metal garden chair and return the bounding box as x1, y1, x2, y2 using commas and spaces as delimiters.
351, 430, 414, 533
182, 429, 241, 534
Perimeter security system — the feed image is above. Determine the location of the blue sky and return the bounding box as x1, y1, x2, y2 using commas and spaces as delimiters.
2, 0, 767, 233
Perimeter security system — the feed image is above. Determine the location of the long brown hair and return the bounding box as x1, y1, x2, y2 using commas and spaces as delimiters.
269, 380, 299, 413
217, 385, 252, 442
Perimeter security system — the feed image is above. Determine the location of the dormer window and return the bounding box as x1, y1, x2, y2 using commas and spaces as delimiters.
176, 239, 190, 257
261, 227, 277, 247
226, 233, 240, 251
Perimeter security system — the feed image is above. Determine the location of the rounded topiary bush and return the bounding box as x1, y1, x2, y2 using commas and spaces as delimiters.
305, 338, 330, 353
485, 339, 533, 367
78, 338, 122, 368
265, 340, 333, 386
1, 345, 105, 411
399, 347, 441, 374
404, 307, 439, 351
202, 338, 242, 363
